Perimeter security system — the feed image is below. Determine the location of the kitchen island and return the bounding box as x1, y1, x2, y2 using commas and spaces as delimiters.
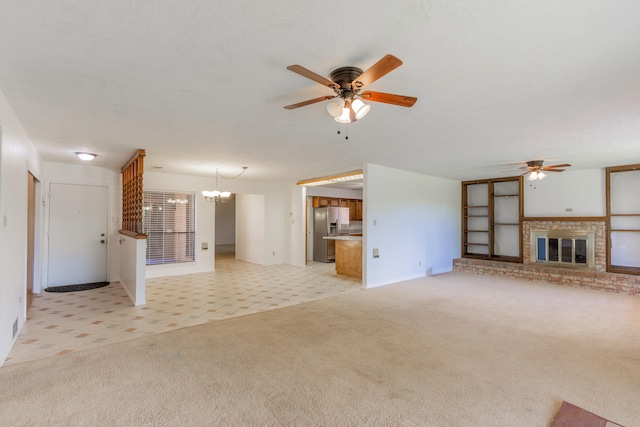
323, 235, 362, 280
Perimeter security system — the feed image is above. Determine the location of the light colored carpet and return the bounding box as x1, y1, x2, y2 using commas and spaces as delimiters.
1, 272, 639, 426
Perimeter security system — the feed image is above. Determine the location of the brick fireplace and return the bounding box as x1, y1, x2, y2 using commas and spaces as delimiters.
454, 218, 640, 295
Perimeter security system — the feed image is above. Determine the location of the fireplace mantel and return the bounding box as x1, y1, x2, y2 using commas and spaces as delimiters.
521, 216, 606, 222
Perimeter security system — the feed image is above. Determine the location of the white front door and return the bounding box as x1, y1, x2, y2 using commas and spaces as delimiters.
48, 183, 108, 287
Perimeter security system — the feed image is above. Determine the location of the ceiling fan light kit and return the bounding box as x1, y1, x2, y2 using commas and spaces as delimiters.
521, 160, 571, 181
284, 54, 417, 126
527, 171, 546, 181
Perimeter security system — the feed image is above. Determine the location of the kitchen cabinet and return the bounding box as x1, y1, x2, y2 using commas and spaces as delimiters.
312, 197, 363, 221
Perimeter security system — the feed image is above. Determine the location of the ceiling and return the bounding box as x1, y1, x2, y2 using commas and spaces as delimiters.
1, 1, 639, 184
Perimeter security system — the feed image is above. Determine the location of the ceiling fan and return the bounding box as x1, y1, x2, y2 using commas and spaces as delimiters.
520, 160, 571, 181
284, 54, 417, 124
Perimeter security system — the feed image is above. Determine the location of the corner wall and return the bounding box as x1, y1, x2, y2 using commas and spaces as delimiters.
363, 164, 461, 288
0, 89, 43, 365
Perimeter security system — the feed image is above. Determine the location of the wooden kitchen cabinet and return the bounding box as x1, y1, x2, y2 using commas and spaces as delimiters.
311, 197, 363, 221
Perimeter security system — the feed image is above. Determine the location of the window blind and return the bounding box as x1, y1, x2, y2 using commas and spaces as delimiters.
142, 191, 196, 265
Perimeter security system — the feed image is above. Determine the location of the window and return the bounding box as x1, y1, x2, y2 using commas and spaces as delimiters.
142, 191, 196, 265
462, 177, 523, 262
606, 164, 640, 274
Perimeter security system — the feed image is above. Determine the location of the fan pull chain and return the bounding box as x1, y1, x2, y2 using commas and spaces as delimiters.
336, 123, 349, 140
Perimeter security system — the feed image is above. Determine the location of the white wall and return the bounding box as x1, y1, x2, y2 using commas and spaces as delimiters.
215, 194, 236, 245
523, 168, 605, 217
236, 194, 265, 264
363, 163, 461, 289
0, 89, 43, 366
289, 185, 306, 267
43, 162, 122, 286
306, 186, 363, 200
119, 234, 146, 306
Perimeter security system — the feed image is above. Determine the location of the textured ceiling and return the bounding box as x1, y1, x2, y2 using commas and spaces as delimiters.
1, 1, 639, 183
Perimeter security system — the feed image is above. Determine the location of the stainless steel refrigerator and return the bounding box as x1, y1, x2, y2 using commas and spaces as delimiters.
313, 207, 350, 262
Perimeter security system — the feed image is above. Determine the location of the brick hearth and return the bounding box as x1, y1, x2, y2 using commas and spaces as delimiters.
454, 219, 640, 295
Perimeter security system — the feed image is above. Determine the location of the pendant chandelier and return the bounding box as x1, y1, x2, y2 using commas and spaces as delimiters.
202, 167, 247, 204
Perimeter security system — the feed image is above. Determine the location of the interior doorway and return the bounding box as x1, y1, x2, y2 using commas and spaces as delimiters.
26, 172, 39, 310
215, 194, 236, 260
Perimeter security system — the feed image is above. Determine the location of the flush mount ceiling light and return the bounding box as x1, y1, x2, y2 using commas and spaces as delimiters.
75, 152, 97, 161
284, 54, 417, 126
202, 167, 247, 204
297, 170, 363, 187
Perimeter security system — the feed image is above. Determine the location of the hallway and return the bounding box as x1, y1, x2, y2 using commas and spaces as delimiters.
5, 258, 361, 366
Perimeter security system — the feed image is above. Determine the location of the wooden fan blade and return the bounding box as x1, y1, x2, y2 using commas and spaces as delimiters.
286, 65, 338, 89
284, 95, 336, 110
360, 91, 417, 107
352, 54, 403, 89
542, 169, 565, 172
542, 164, 571, 169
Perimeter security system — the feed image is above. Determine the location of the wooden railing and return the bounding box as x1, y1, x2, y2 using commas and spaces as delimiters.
120, 149, 146, 238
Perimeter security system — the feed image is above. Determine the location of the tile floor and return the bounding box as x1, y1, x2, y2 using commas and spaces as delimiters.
4, 254, 361, 366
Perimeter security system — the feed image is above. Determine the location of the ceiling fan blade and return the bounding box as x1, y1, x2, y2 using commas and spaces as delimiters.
284, 95, 336, 110
360, 91, 417, 107
286, 65, 338, 89
542, 169, 565, 172
542, 164, 571, 169
352, 54, 403, 89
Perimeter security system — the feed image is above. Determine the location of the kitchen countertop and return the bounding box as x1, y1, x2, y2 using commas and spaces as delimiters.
323, 235, 363, 241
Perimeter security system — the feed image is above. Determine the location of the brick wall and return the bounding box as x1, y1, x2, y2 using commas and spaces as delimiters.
522, 220, 607, 271
454, 220, 640, 296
